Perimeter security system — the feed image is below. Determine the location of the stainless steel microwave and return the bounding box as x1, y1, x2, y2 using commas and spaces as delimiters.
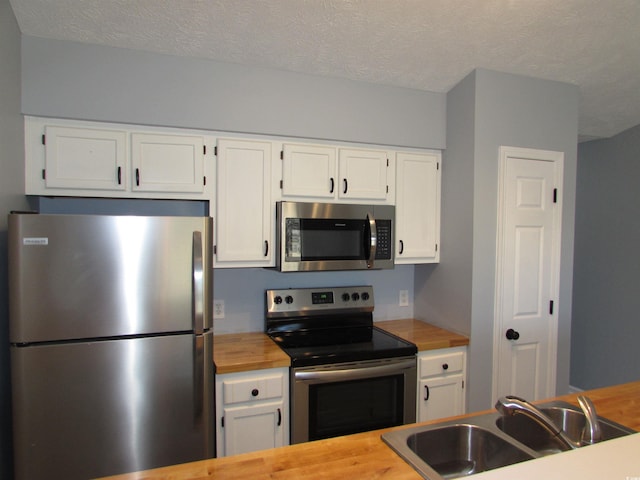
276, 201, 395, 272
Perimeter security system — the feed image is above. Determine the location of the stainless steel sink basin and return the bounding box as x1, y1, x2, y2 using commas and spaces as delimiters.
382, 400, 636, 479
495, 402, 635, 455
404, 424, 533, 478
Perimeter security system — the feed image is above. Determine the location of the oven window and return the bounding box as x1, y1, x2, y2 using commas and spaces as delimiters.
308, 375, 404, 441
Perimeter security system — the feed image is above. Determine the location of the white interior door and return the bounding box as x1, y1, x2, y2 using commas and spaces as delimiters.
493, 146, 563, 402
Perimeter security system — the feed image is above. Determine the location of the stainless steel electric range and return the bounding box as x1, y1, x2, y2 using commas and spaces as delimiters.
265, 285, 417, 444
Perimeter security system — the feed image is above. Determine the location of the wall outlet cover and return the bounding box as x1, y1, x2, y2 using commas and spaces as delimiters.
399, 290, 409, 307
214, 299, 225, 319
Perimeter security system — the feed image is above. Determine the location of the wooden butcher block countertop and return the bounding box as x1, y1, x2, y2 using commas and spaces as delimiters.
214, 319, 469, 374
375, 319, 469, 350
213, 332, 290, 374
101, 381, 640, 480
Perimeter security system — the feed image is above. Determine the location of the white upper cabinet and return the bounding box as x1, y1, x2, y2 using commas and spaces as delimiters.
280, 143, 393, 204
24, 117, 445, 268
131, 133, 205, 193
41, 125, 127, 191
281, 143, 336, 198
338, 148, 389, 201
214, 138, 274, 268
395, 151, 441, 263
25, 117, 213, 200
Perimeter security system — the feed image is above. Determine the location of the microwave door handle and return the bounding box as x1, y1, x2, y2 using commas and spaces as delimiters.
367, 213, 377, 268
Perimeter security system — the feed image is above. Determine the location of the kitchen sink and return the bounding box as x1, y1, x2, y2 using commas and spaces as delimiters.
495, 402, 634, 455
404, 424, 533, 478
381, 400, 636, 480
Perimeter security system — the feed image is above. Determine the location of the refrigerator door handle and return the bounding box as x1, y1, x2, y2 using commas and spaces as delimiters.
193, 331, 214, 441
192, 231, 204, 335
193, 334, 204, 419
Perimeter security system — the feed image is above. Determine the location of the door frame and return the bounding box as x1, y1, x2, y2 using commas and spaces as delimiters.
492, 146, 564, 402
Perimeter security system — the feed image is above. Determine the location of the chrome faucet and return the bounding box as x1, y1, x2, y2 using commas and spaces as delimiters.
495, 395, 602, 449
576, 395, 602, 444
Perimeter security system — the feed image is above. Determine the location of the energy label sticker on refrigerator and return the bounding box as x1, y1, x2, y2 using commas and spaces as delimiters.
23, 237, 49, 246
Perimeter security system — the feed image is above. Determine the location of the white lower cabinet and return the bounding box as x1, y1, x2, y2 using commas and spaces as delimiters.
417, 347, 467, 422
215, 367, 289, 457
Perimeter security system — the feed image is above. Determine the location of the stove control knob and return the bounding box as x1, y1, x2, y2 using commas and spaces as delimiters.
351, 292, 360, 301
341, 293, 350, 302
285, 295, 294, 304
362, 292, 370, 301
274, 295, 283, 305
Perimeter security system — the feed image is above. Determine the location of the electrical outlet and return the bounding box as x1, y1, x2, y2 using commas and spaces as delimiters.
213, 300, 225, 319
399, 290, 409, 307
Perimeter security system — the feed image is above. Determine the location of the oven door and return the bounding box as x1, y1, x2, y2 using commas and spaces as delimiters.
290, 356, 416, 444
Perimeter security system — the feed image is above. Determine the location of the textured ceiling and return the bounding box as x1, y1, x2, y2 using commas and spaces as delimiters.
8, 0, 640, 141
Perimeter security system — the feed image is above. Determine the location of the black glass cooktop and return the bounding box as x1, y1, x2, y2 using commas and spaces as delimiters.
268, 326, 417, 367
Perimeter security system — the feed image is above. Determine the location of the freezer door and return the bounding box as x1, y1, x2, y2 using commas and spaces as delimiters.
11, 332, 214, 480
9, 214, 213, 342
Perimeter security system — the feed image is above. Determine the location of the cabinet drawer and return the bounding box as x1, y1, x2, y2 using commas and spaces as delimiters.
419, 351, 464, 377
223, 374, 284, 404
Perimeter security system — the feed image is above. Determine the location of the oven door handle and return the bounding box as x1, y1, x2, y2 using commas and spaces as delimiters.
294, 358, 415, 382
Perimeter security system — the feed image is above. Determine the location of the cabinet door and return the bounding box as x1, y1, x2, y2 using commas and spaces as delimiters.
338, 148, 388, 200
418, 375, 464, 422
396, 152, 441, 263
281, 144, 336, 198
43, 125, 127, 191
215, 139, 273, 266
131, 133, 205, 193
222, 401, 285, 456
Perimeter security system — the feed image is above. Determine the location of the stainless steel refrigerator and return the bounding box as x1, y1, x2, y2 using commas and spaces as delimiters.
8, 213, 215, 480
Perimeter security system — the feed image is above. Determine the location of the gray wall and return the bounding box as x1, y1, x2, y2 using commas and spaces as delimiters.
21, 36, 446, 150
0, 0, 28, 477
571, 124, 640, 390
413, 72, 476, 337
416, 69, 579, 412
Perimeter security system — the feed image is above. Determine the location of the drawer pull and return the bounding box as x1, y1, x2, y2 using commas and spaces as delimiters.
251, 388, 259, 397
442, 363, 449, 370
424, 385, 430, 401
277, 408, 282, 426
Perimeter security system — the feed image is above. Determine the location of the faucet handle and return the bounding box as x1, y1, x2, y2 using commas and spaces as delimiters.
577, 395, 602, 445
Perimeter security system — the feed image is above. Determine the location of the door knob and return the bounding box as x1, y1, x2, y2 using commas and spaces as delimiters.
506, 328, 520, 340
